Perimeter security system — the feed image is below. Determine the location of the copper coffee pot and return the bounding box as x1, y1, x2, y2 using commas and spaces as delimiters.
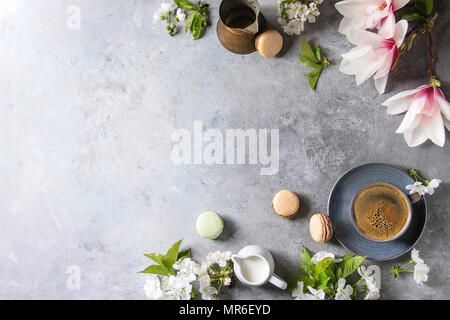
217, 0, 283, 58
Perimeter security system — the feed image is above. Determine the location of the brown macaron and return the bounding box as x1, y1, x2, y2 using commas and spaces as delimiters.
309, 214, 333, 242
272, 190, 300, 219
255, 29, 283, 58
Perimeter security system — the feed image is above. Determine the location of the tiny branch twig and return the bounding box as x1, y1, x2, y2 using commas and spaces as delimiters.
427, 13, 439, 83
428, 32, 433, 78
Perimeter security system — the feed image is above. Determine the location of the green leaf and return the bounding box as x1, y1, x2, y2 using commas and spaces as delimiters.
185, 11, 196, 33
314, 257, 334, 280
174, 0, 198, 10
324, 263, 336, 283
139, 265, 170, 276
336, 253, 354, 279
402, 13, 426, 21
307, 68, 322, 91
342, 256, 365, 279
192, 13, 203, 40
341, 254, 355, 263
286, 275, 316, 293
300, 246, 311, 263
165, 239, 183, 266
301, 38, 318, 62
306, 68, 321, 78
144, 253, 165, 265
336, 268, 342, 280
314, 45, 321, 61
300, 246, 315, 277
425, 0, 433, 15
299, 55, 322, 69
414, 0, 426, 15
178, 248, 191, 260
415, 0, 433, 16
317, 272, 330, 290
144, 253, 173, 272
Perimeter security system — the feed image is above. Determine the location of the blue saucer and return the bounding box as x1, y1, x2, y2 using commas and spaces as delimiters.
327, 163, 427, 261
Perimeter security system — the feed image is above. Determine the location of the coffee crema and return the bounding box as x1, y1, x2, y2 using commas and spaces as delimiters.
352, 183, 410, 241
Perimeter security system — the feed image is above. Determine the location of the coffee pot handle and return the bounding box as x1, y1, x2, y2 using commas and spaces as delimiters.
269, 273, 287, 290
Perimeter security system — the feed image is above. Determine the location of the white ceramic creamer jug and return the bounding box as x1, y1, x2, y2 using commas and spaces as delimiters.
231, 245, 287, 289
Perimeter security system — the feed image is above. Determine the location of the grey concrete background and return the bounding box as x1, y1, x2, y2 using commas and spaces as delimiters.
0, 0, 449, 299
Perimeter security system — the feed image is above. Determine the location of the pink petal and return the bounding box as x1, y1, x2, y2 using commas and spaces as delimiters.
355, 57, 382, 85
378, 12, 396, 39
424, 110, 446, 147
338, 17, 356, 35
347, 29, 381, 47
340, 48, 380, 84
434, 87, 450, 120
383, 85, 428, 114
444, 117, 450, 131
374, 74, 389, 95
335, 0, 379, 17
393, 19, 408, 47
341, 46, 372, 60
396, 94, 427, 133
404, 118, 428, 147
338, 17, 366, 35
374, 47, 395, 78
340, 47, 374, 75
373, 47, 396, 94
392, 0, 410, 10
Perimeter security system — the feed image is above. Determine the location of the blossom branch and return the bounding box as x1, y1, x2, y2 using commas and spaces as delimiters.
393, 13, 439, 75
427, 13, 439, 85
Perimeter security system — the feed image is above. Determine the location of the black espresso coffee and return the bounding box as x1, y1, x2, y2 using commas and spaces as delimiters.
352, 183, 410, 241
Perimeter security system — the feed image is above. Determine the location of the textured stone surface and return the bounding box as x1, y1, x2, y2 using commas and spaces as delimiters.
0, 0, 449, 299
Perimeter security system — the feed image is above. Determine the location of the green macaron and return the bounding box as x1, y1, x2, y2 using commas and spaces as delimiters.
196, 211, 224, 239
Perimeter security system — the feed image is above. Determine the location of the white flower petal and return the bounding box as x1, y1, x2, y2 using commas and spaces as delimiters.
377, 12, 396, 39
428, 179, 441, 188
392, 19, 408, 48
395, 94, 427, 133
423, 109, 445, 147
403, 115, 428, 147
444, 117, 450, 131
374, 74, 389, 95
392, 0, 410, 10
411, 248, 424, 264
341, 46, 372, 61
347, 29, 380, 47
338, 16, 366, 35
433, 87, 450, 120
383, 86, 427, 115
335, 0, 379, 17
413, 263, 429, 284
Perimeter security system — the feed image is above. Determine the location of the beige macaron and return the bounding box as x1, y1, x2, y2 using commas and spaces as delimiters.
255, 29, 283, 58
309, 213, 333, 242
272, 190, 300, 219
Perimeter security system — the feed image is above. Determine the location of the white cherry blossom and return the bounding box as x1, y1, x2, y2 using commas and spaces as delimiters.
413, 263, 430, 285
426, 179, 441, 195
144, 274, 164, 300
335, 278, 353, 300
411, 248, 424, 264
311, 251, 343, 264
405, 182, 428, 196
176, 8, 186, 22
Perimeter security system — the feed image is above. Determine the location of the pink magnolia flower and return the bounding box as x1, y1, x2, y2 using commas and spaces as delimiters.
335, 0, 409, 38
383, 85, 450, 147
340, 20, 407, 95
